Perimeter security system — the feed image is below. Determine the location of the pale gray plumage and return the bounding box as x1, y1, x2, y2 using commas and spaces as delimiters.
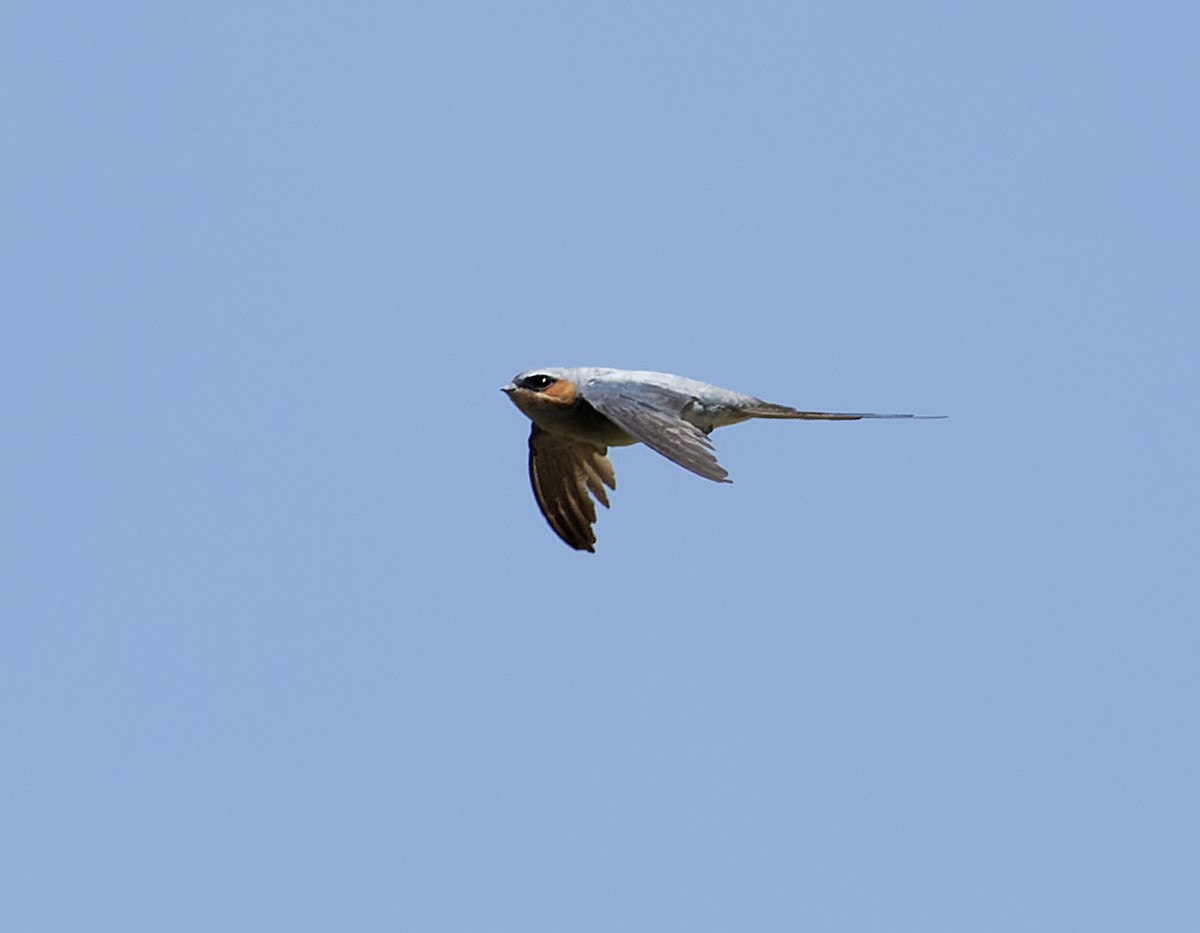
580, 379, 729, 482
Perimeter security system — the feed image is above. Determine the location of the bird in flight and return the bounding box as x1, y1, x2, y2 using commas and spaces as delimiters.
503, 367, 942, 552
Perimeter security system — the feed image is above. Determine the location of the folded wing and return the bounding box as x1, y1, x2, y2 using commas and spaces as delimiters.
580, 381, 730, 483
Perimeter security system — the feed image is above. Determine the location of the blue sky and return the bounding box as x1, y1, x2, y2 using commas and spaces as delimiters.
3, 2, 1198, 930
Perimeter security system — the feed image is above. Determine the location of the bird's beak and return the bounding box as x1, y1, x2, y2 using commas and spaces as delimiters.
501, 384, 516, 394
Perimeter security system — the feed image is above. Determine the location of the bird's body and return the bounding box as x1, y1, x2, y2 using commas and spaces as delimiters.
503, 366, 938, 552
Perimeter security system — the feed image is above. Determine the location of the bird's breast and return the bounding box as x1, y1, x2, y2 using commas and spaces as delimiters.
517, 393, 636, 446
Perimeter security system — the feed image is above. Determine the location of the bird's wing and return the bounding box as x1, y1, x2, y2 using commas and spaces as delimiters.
527, 425, 616, 552
580, 380, 730, 483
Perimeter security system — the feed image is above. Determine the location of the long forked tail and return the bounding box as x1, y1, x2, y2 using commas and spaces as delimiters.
744, 402, 946, 421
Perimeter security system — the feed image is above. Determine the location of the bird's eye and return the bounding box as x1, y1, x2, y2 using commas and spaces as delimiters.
521, 374, 557, 390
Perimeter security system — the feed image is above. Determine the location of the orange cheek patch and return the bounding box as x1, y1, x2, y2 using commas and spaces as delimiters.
542, 379, 578, 405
